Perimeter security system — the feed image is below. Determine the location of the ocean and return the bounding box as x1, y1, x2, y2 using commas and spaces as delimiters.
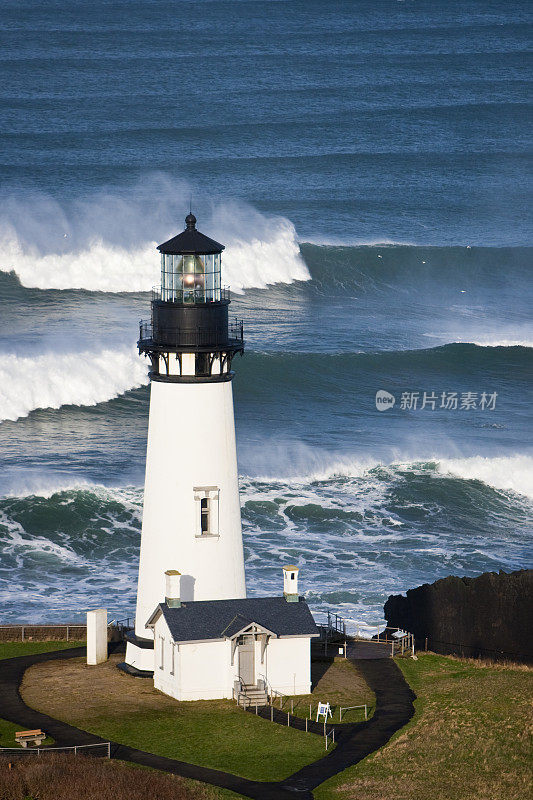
0, 0, 531, 632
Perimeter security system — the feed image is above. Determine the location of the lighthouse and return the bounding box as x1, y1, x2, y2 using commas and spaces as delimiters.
123, 214, 246, 674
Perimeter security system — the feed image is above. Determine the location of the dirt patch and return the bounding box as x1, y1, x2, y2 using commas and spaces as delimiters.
21, 654, 177, 724
312, 658, 373, 699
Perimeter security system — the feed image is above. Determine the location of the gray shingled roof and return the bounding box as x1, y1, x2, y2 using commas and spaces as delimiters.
151, 596, 318, 643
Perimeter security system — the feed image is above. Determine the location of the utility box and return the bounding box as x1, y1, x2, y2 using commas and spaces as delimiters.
87, 609, 108, 664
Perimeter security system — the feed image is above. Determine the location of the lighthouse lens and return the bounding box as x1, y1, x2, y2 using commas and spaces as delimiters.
161, 252, 221, 303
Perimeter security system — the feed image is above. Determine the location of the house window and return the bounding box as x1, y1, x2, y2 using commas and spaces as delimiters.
170, 643, 175, 675
193, 487, 220, 536
159, 635, 164, 670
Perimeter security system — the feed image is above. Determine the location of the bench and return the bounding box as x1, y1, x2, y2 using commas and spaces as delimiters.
15, 729, 46, 747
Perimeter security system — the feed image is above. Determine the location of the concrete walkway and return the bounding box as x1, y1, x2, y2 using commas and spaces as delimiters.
0, 646, 415, 800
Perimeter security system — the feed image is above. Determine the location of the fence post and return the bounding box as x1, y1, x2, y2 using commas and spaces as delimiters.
21, 626, 24, 642
37, 748, 40, 756
287, 712, 289, 727
291, 699, 293, 714
255, 704, 258, 715
74, 746, 77, 756
391, 640, 394, 657
332, 728, 335, 744
364, 704, 367, 720
412, 634, 415, 656
271, 705, 273, 722
425, 637, 428, 651
66, 626, 69, 642
107, 742, 111, 758
309, 703, 311, 719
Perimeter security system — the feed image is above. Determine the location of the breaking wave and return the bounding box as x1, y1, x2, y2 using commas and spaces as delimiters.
0, 349, 148, 422
243, 452, 533, 501
0, 179, 309, 293
436, 455, 533, 500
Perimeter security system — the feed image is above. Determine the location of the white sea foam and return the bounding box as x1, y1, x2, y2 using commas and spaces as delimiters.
436, 455, 533, 500
470, 339, 533, 348
0, 348, 148, 422
0, 181, 309, 293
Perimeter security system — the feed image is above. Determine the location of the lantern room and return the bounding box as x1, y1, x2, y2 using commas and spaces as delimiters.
157, 213, 224, 304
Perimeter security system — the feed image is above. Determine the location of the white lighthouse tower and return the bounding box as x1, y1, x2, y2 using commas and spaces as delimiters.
122, 214, 246, 675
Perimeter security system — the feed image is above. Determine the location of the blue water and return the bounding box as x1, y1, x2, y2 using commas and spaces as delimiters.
0, 0, 531, 628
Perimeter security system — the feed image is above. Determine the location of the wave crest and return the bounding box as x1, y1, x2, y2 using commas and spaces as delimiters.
0, 349, 148, 422
0, 180, 309, 293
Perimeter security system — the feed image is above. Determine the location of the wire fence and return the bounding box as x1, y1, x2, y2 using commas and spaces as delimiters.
0, 619, 132, 643
0, 743, 111, 758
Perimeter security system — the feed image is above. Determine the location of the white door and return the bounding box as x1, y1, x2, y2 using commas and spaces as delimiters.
238, 635, 255, 685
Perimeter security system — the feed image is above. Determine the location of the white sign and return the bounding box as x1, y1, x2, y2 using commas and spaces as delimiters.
316, 702, 332, 721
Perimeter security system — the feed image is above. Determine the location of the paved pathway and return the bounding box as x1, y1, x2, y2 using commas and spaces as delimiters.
0, 646, 415, 799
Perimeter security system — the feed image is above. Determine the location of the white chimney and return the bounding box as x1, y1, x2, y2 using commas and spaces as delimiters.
165, 570, 181, 608
283, 565, 299, 602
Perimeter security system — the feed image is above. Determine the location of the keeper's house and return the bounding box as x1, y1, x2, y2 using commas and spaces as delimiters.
145, 567, 318, 701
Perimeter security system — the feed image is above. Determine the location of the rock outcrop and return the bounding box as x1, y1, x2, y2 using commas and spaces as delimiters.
384, 568, 532, 662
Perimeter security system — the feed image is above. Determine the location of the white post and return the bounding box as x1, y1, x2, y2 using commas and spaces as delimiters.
87, 609, 108, 665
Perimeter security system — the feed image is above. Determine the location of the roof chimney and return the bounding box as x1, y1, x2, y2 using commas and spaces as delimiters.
283, 565, 299, 602
165, 570, 181, 608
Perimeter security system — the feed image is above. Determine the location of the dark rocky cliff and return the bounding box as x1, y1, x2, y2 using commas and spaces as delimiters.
384, 568, 532, 662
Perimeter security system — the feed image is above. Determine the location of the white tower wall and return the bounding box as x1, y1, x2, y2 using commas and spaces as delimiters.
131, 377, 246, 642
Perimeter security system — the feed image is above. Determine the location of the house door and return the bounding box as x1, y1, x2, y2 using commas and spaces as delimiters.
238, 635, 255, 685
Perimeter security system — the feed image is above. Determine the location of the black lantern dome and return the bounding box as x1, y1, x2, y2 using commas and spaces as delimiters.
138, 214, 244, 383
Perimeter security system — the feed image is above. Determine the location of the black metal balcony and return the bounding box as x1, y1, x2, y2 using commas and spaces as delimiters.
139, 317, 244, 352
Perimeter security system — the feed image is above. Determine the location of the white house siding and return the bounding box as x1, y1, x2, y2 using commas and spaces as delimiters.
263, 636, 312, 695
151, 616, 313, 700
152, 616, 240, 700
177, 639, 238, 700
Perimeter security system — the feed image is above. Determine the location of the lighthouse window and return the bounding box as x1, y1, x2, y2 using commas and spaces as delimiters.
195, 352, 210, 376
201, 498, 209, 533
194, 487, 220, 537
160, 252, 221, 304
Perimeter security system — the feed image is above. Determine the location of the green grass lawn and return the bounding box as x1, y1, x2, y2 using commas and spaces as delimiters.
82, 701, 327, 782
21, 653, 331, 783
0, 717, 55, 748
314, 653, 532, 800
0, 641, 85, 660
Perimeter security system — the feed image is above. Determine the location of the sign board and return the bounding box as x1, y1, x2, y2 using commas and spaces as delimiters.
316, 702, 332, 721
